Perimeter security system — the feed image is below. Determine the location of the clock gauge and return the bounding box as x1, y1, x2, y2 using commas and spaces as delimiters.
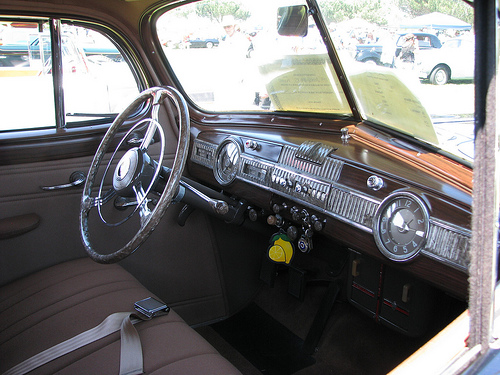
373, 192, 429, 262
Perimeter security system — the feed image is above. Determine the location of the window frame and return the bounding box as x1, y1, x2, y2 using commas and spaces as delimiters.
0, 15, 148, 132
0, 15, 150, 165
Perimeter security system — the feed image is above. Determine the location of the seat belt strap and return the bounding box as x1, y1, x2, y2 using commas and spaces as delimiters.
3, 312, 143, 375
120, 314, 143, 375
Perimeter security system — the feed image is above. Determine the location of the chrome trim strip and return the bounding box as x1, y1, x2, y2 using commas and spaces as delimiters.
424, 221, 470, 270
191, 139, 216, 169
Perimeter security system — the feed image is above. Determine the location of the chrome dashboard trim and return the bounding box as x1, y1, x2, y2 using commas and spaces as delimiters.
294, 141, 337, 165
190, 139, 216, 168
327, 185, 380, 231
423, 219, 471, 271
279, 145, 344, 182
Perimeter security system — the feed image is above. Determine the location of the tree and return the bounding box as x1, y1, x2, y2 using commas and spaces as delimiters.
398, 0, 473, 24
318, 0, 388, 25
195, 0, 250, 23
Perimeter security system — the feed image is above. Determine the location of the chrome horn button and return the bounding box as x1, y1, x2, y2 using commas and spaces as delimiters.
113, 148, 140, 192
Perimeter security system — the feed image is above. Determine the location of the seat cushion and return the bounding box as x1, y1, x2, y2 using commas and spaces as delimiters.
0, 258, 240, 374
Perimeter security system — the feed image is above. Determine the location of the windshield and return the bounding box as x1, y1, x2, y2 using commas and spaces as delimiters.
157, 0, 474, 164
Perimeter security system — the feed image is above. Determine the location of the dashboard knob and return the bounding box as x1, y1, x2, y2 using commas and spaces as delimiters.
300, 209, 309, 221
367, 175, 384, 191
267, 215, 277, 226
272, 202, 288, 214
311, 215, 324, 231
245, 139, 260, 150
286, 226, 298, 241
267, 214, 283, 227
248, 208, 259, 222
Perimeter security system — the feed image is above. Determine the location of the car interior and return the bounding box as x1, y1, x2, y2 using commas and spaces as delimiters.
0, 0, 496, 374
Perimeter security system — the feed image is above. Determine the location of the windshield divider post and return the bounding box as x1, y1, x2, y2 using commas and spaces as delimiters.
306, 0, 361, 121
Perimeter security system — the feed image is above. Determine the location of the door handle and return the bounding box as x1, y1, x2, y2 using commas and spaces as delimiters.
41, 171, 86, 191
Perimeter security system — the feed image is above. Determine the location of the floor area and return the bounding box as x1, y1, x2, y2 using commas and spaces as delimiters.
197, 265, 465, 375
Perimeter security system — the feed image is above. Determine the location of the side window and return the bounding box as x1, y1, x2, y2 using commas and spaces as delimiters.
0, 20, 140, 132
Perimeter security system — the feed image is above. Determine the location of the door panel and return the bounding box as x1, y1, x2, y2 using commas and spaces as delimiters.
0, 155, 93, 284
0, 107, 229, 325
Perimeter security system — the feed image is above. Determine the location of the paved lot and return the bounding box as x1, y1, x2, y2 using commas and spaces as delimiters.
417, 81, 474, 117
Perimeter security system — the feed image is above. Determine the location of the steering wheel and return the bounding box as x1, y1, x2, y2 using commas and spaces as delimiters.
80, 86, 190, 263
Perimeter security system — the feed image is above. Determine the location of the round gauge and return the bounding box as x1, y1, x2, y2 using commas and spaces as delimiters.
214, 138, 242, 185
373, 192, 429, 262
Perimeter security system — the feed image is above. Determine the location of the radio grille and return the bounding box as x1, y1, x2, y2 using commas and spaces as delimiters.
327, 187, 378, 228
424, 223, 470, 270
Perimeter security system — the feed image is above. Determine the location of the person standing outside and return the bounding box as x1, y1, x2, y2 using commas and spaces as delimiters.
220, 15, 250, 58
397, 33, 419, 69
217, 15, 252, 107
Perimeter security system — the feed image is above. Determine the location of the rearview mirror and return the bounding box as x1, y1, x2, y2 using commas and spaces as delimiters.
277, 5, 308, 37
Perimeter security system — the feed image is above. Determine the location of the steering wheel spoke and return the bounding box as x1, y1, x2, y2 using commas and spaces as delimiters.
140, 92, 163, 151
80, 87, 190, 264
132, 184, 152, 226
95, 188, 117, 208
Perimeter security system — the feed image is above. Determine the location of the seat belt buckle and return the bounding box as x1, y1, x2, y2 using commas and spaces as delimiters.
134, 297, 170, 319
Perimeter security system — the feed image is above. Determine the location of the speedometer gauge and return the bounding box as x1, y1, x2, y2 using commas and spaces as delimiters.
373, 192, 429, 262
214, 137, 242, 185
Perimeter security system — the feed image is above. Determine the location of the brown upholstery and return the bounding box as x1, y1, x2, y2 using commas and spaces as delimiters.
0, 258, 241, 374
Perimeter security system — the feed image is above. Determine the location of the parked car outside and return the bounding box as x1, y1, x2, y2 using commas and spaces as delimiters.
0, 33, 121, 70
0, 34, 89, 76
187, 37, 219, 48
0, 41, 30, 67
417, 37, 474, 84
354, 32, 442, 66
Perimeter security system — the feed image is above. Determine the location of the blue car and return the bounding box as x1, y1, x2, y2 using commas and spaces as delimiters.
187, 37, 219, 48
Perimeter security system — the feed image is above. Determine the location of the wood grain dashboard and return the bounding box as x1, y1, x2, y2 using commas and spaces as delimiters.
186, 119, 473, 299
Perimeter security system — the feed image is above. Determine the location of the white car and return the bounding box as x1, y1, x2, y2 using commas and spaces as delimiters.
418, 37, 474, 84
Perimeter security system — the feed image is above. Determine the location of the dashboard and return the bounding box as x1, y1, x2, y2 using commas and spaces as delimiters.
187, 122, 473, 299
